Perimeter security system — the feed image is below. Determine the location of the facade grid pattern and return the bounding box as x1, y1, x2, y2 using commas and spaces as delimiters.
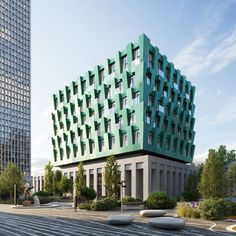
51, 34, 195, 167
0, 0, 31, 174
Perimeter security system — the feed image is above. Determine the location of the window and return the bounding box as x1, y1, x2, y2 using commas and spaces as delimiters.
106, 120, 111, 132
166, 67, 170, 81
158, 103, 164, 113
121, 97, 127, 109
154, 80, 160, 91
163, 87, 168, 98
90, 142, 95, 154
99, 69, 105, 84
87, 97, 91, 107
133, 47, 140, 60
148, 94, 154, 106
82, 114, 86, 125
81, 81, 86, 94
148, 131, 153, 144
163, 120, 168, 131
121, 133, 128, 147
173, 73, 178, 90
133, 130, 140, 144
97, 123, 101, 135
130, 75, 135, 88
90, 75, 95, 86
106, 87, 112, 99
99, 107, 104, 118
117, 116, 123, 129
171, 124, 175, 134
87, 127, 91, 138
146, 111, 151, 124
109, 62, 115, 74
149, 52, 154, 68
154, 115, 160, 128
116, 81, 123, 94
99, 139, 104, 152
109, 136, 115, 149
121, 55, 128, 72
133, 91, 140, 105
96, 92, 101, 103
74, 84, 78, 95
66, 90, 71, 102
109, 102, 115, 114
158, 60, 164, 77
129, 112, 135, 125
147, 74, 151, 85
81, 143, 86, 155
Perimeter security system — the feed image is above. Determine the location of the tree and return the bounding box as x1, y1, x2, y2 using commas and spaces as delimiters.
217, 145, 236, 165
53, 170, 62, 196
44, 161, 54, 195
0, 162, 25, 199
227, 162, 236, 191
75, 162, 85, 197
198, 149, 227, 199
103, 154, 119, 199
59, 176, 73, 196
182, 171, 200, 201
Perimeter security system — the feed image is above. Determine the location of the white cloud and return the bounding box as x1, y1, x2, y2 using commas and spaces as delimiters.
193, 151, 208, 163
174, 1, 236, 78
207, 95, 236, 125
31, 154, 49, 175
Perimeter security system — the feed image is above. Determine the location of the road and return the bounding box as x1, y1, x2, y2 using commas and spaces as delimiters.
0, 205, 234, 236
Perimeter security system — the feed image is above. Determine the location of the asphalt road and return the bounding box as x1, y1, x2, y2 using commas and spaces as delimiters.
0, 205, 235, 236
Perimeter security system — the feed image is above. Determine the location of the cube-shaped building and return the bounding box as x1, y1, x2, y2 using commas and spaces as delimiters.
51, 34, 196, 199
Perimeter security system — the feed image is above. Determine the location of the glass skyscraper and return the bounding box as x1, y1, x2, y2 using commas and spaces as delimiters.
0, 0, 31, 175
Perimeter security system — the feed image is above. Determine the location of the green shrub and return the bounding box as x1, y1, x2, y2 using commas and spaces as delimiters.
145, 192, 176, 209
81, 187, 96, 201
122, 196, 143, 204
37, 196, 60, 204
224, 201, 236, 216
199, 198, 225, 220
91, 198, 117, 211
177, 204, 201, 218
33, 191, 50, 197
79, 202, 91, 210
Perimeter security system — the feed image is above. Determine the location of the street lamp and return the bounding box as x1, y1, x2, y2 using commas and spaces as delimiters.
118, 181, 126, 212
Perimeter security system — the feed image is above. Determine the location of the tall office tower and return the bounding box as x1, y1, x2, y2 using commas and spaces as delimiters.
51, 34, 196, 199
0, 0, 31, 175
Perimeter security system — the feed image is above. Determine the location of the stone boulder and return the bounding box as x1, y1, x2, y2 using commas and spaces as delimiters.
140, 209, 167, 217
107, 215, 134, 225
149, 217, 185, 230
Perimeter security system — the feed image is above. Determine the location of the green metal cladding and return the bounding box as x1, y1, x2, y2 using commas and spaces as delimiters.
51, 34, 196, 167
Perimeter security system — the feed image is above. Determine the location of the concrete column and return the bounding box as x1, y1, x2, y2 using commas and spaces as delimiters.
131, 163, 137, 198
151, 162, 158, 192
102, 167, 106, 197
157, 164, 161, 192
143, 158, 150, 200
169, 166, 173, 197
86, 170, 90, 188
163, 164, 167, 194
93, 169, 98, 193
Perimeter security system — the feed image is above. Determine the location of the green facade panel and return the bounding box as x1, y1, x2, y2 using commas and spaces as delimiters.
51, 34, 196, 166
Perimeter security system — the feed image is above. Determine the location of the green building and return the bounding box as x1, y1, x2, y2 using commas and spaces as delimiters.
51, 34, 196, 199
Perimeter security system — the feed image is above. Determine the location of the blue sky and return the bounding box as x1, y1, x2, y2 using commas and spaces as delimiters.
31, 0, 236, 174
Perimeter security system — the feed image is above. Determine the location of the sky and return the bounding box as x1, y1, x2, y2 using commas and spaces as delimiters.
31, 0, 236, 174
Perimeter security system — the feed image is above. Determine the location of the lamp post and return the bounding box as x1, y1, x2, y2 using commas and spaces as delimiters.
118, 181, 126, 212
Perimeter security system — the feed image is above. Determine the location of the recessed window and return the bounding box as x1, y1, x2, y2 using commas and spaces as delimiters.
109, 62, 115, 74
148, 131, 153, 144
158, 59, 164, 77
133, 130, 140, 144
121, 133, 128, 147
148, 94, 154, 106
117, 116, 123, 129
146, 111, 151, 124
116, 81, 123, 94
133, 47, 140, 60
121, 55, 128, 72
106, 120, 111, 132
130, 74, 135, 88
147, 74, 151, 85
129, 112, 135, 125
99, 69, 105, 84
121, 96, 127, 109
109, 102, 115, 114
132, 91, 140, 105
149, 52, 154, 68
109, 136, 115, 149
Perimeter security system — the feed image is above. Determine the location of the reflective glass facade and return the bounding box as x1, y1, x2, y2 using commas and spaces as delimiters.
0, 0, 31, 175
